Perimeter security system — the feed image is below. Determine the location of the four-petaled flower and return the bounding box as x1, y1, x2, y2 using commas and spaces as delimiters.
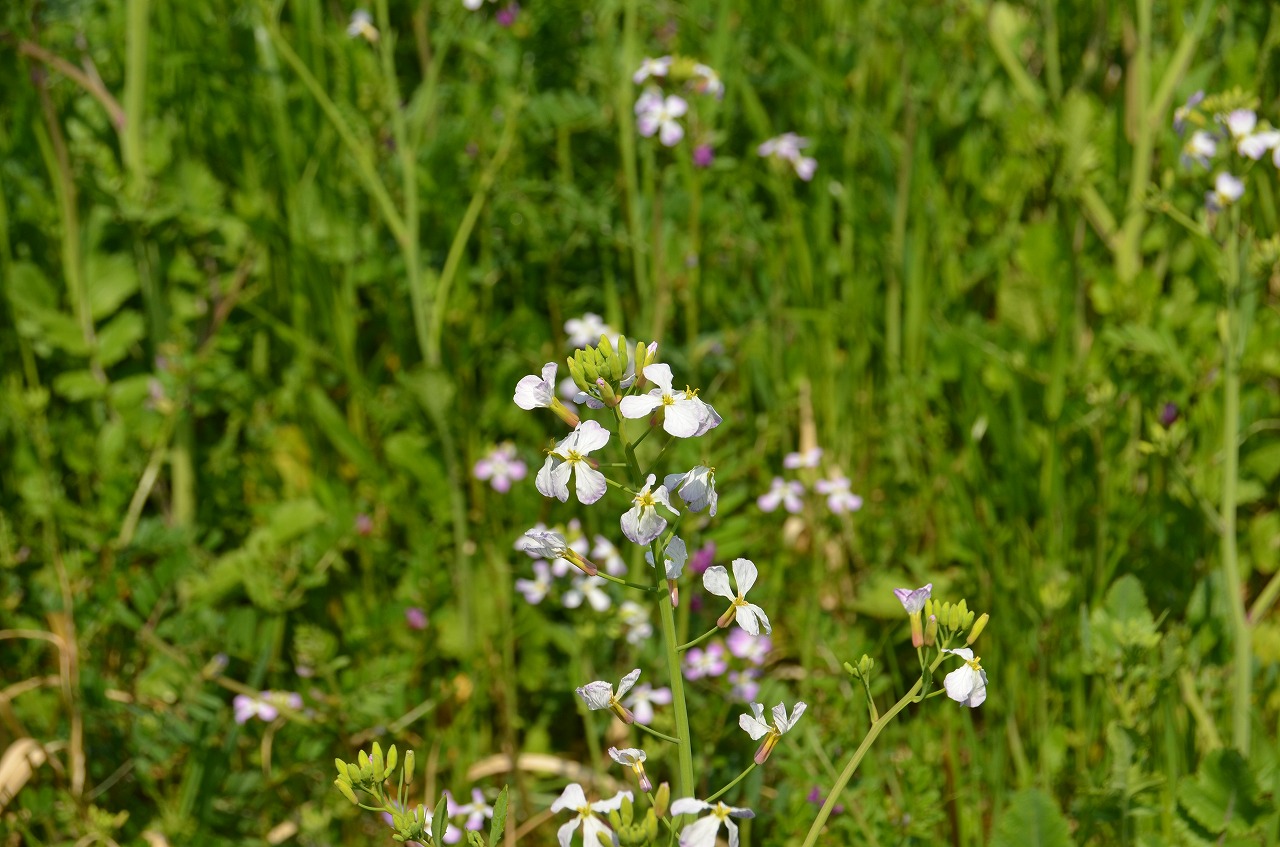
814, 475, 863, 514
758, 133, 817, 181
1206, 171, 1245, 212
515, 561, 554, 604
739, 700, 807, 763
521, 527, 597, 576
728, 668, 761, 702
1181, 130, 1217, 170
565, 312, 616, 349
704, 559, 772, 636
758, 477, 804, 513
563, 574, 611, 612
474, 443, 527, 493
620, 364, 709, 437
621, 474, 679, 545
727, 628, 770, 665
576, 668, 642, 724
684, 641, 728, 680
536, 421, 611, 506
550, 784, 632, 847
623, 683, 672, 725
608, 746, 653, 792
664, 466, 718, 516
633, 56, 673, 84
670, 798, 755, 847
636, 92, 689, 147
943, 647, 988, 708
893, 583, 932, 647
453, 788, 494, 835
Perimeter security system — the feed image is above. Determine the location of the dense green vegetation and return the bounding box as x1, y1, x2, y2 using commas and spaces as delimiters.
2, 0, 1278, 844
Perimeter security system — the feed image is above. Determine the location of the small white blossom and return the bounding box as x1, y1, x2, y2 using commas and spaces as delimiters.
618, 600, 653, 644
565, 312, 618, 349
592, 535, 628, 577
576, 668, 642, 723
757, 477, 804, 513
621, 474, 679, 545
623, 683, 672, 724
758, 132, 817, 181
943, 647, 988, 708
738, 700, 807, 763
636, 92, 689, 147
783, 447, 823, 469
608, 747, 653, 792
1206, 171, 1245, 211
645, 536, 689, 580
550, 784, 632, 847
563, 574, 611, 612
521, 527, 596, 576
1239, 129, 1280, 160
1223, 109, 1257, 139
536, 421, 610, 505
664, 466, 718, 516
346, 8, 379, 42
1181, 130, 1217, 170
619, 363, 707, 437
515, 561, 553, 604
633, 56, 673, 84
704, 559, 772, 636
814, 475, 863, 514
670, 798, 755, 847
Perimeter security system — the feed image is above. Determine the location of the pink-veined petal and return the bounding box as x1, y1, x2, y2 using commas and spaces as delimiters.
535, 457, 565, 502
514, 373, 552, 409
702, 566, 734, 599
571, 419, 611, 453
731, 558, 758, 595
574, 465, 608, 505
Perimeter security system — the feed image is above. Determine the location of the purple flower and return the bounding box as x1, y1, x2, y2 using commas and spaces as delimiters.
727, 628, 771, 665
495, 3, 519, 26
355, 513, 374, 536
758, 133, 817, 181
233, 690, 303, 724
693, 143, 714, 168
783, 446, 823, 469
473, 443, 527, 493
684, 641, 728, 680
1159, 402, 1179, 427
758, 477, 804, 513
623, 683, 672, 725
814, 475, 863, 514
728, 668, 760, 702
405, 607, 428, 630
893, 584, 932, 615
806, 786, 844, 814
689, 541, 716, 575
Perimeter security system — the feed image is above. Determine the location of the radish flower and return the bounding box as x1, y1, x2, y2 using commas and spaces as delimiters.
943, 647, 988, 708
550, 784, 631, 847
664, 466, 718, 516
576, 668, 642, 723
704, 559, 772, 636
536, 421, 610, 506
739, 700, 806, 763
608, 746, 653, 792
670, 798, 754, 847
619, 364, 707, 437
621, 474, 678, 545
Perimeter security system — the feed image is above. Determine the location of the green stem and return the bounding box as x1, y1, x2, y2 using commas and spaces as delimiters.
705, 762, 756, 803
676, 627, 720, 652
123, 0, 149, 187
800, 656, 945, 847
596, 572, 659, 593
634, 722, 680, 745
1221, 206, 1251, 754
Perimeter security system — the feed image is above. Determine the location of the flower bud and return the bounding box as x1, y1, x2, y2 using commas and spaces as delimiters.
385, 744, 398, 778
334, 758, 350, 781
924, 614, 938, 646
653, 782, 669, 819
582, 355, 601, 383
371, 743, 384, 779
859, 655, 875, 677
404, 750, 415, 784
614, 336, 628, 381
358, 749, 373, 780
644, 809, 659, 841
598, 333, 615, 364
335, 778, 359, 805
966, 612, 989, 646
596, 378, 619, 407
567, 356, 590, 393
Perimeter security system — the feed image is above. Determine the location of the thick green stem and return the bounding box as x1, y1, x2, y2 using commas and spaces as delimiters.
800, 655, 944, 847
1221, 208, 1251, 753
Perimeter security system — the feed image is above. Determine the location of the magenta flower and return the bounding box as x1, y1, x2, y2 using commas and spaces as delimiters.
405, 607, 428, 630
693, 143, 714, 167
758, 477, 804, 513
684, 641, 728, 680
727, 628, 771, 665
689, 541, 716, 575
495, 2, 519, 26
473, 443, 527, 493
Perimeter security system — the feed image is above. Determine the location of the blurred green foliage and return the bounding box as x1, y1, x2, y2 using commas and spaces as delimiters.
1, 0, 1278, 844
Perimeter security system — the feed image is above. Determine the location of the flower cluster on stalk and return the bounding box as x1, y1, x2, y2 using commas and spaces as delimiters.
1173, 90, 1280, 211
758, 442, 863, 516
632, 55, 724, 151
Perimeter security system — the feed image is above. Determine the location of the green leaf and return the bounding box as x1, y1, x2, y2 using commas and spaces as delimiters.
432, 793, 449, 847
488, 786, 509, 847
307, 387, 382, 481
990, 788, 1074, 847
85, 252, 140, 320
1177, 749, 1272, 837
52, 369, 106, 401
97, 309, 147, 367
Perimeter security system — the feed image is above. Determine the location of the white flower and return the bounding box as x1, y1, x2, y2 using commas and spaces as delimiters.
565, 312, 617, 349
637, 93, 689, 147
608, 747, 652, 792
550, 784, 632, 847
453, 788, 494, 832
346, 8, 379, 42
1239, 129, 1280, 160
1206, 171, 1245, 211
621, 474, 679, 545
664, 466, 718, 516
563, 574, 611, 612
1182, 130, 1217, 169
514, 362, 557, 409
814, 475, 863, 514
757, 477, 804, 513
758, 132, 817, 181
942, 648, 988, 708
591, 535, 628, 577
1223, 109, 1257, 139
645, 536, 689, 579
618, 601, 653, 644
623, 683, 672, 724
619, 364, 707, 437
670, 798, 755, 847
576, 668, 642, 723
783, 447, 823, 469
632, 56, 672, 84
536, 421, 610, 505
515, 561, 553, 604
704, 559, 772, 636
521, 528, 597, 576
738, 700, 807, 763
691, 63, 724, 98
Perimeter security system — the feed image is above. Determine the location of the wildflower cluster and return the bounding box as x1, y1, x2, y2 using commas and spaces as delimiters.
683, 628, 770, 702
758, 444, 863, 516
758, 133, 818, 181
632, 55, 724, 150
1173, 90, 1280, 211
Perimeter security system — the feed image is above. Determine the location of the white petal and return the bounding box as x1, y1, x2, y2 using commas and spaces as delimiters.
620, 505, 645, 544
787, 701, 808, 729
619, 393, 664, 419
737, 603, 771, 636
572, 420, 611, 453
551, 783, 588, 813
514, 370, 553, 409
678, 815, 723, 847
731, 558, 758, 595
726, 817, 740, 847
693, 401, 722, 436
659, 119, 685, 147
945, 647, 974, 661
702, 566, 734, 599
966, 671, 988, 707
643, 363, 674, 391
669, 798, 711, 816
535, 457, 566, 502
576, 681, 614, 710
663, 401, 703, 437
665, 96, 688, 118
633, 509, 667, 544
555, 820, 578, 847
590, 790, 633, 813
944, 666, 977, 703
616, 668, 641, 699
738, 713, 771, 740
574, 465, 608, 505
651, 485, 678, 515
581, 816, 610, 847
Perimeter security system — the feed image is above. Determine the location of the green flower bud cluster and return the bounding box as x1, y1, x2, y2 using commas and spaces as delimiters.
843, 654, 875, 681
334, 741, 401, 805
567, 336, 659, 408
608, 791, 662, 847
924, 598, 974, 639
387, 803, 434, 844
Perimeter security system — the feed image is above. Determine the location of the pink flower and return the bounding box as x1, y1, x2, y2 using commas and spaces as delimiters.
689, 542, 716, 574
474, 443, 527, 493
783, 447, 823, 469
727, 628, 770, 665
495, 3, 518, 26
728, 668, 760, 702
693, 144, 714, 168
758, 477, 804, 513
405, 607, 428, 630
684, 641, 728, 680
814, 475, 863, 514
